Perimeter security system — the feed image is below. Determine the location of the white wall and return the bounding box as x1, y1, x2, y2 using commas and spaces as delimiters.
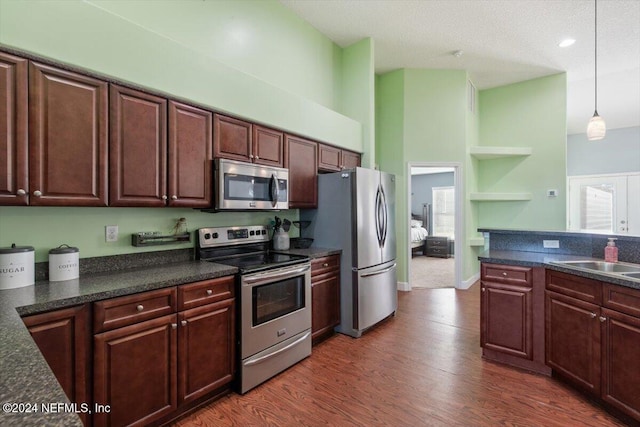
567, 126, 640, 176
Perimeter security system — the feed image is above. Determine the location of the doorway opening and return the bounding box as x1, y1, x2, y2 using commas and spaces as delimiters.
408, 163, 462, 289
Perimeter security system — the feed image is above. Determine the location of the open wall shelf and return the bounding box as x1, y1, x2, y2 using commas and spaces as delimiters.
469, 237, 486, 247
469, 146, 533, 159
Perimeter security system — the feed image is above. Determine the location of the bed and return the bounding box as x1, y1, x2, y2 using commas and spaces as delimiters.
410, 218, 428, 255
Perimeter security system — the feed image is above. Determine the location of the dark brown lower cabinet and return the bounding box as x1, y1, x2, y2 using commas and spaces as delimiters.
545, 290, 601, 395
480, 263, 548, 374
311, 255, 340, 344
23, 304, 91, 426
178, 299, 235, 404
93, 314, 178, 427
546, 270, 640, 424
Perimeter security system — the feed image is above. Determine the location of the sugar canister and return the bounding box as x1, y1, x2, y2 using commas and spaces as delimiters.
0, 244, 35, 289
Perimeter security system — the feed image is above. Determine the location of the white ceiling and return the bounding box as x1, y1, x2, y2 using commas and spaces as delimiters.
280, 0, 640, 135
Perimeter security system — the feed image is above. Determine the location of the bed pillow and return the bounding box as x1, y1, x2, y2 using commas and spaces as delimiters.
410, 219, 423, 228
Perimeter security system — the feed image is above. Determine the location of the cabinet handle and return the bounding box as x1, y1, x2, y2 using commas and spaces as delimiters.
322, 263, 329, 267
206, 289, 213, 296
33, 190, 42, 197
255, 155, 260, 160
171, 323, 177, 329
17, 189, 26, 196
599, 316, 607, 323
171, 195, 177, 200
481, 288, 485, 292
502, 272, 507, 276
590, 312, 597, 318
250, 155, 254, 159
181, 320, 188, 327
136, 304, 144, 312
162, 195, 167, 200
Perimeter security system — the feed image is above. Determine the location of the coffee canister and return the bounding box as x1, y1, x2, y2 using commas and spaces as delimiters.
0, 244, 35, 290
49, 244, 79, 282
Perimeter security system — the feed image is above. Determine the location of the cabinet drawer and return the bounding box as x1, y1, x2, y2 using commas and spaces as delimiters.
177, 276, 235, 311
482, 263, 532, 287
546, 270, 601, 305
94, 287, 177, 333
426, 237, 448, 247
311, 255, 340, 277
603, 283, 640, 318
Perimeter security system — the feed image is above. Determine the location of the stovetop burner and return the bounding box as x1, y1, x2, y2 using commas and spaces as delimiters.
196, 225, 309, 274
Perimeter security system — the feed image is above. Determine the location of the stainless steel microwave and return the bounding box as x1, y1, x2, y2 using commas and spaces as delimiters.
213, 158, 289, 210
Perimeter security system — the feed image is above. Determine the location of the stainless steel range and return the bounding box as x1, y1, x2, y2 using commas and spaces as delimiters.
196, 225, 311, 394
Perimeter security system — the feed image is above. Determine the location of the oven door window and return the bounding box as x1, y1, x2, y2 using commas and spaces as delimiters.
252, 274, 305, 326
225, 174, 272, 201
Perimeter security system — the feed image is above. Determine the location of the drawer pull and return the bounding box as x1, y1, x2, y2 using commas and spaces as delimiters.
322, 263, 329, 267
181, 320, 188, 327
502, 272, 507, 276
599, 316, 607, 323
590, 312, 597, 318
136, 305, 144, 312
206, 289, 213, 296
481, 288, 485, 292
171, 323, 177, 329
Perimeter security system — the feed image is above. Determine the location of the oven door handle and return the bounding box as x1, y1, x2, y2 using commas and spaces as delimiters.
243, 264, 310, 285
243, 331, 311, 367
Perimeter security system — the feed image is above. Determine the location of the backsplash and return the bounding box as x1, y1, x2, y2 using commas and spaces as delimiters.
480, 229, 640, 264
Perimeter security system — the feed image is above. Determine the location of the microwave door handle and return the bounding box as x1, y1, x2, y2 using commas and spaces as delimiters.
270, 173, 279, 207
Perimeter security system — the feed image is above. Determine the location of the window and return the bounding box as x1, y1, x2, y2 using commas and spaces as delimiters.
432, 186, 455, 239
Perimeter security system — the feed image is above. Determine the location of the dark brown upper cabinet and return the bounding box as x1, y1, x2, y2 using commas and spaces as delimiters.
29, 62, 108, 206
0, 51, 28, 205
214, 114, 284, 167
110, 84, 167, 207
168, 101, 213, 208
318, 143, 361, 172
285, 134, 318, 208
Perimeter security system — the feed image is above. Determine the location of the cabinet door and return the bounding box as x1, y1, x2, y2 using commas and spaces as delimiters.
29, 62, 108, 206
341, 150, 361, 169
285, 134, 317, 208
0, 52, 28, 205
545, 290, 601, 395
178, 299, 235, 404
94, 314, 177, 427
481, 282, 532, 359
213, 114, 252, 162
311, 273, 340, 342
253, 125, 283, 167
110, 84, 167, 206
23, 305, 90, 426
168, 101, 212, 207
317, 143, 341, 172
601, 308, 640, 420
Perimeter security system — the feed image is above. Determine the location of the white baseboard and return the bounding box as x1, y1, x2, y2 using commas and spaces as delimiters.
458, 272, 480, 290
397, 281, 411, 292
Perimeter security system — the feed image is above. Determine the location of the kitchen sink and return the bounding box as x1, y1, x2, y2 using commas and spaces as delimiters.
553, 261, 640, 273
550, 260, 640, 282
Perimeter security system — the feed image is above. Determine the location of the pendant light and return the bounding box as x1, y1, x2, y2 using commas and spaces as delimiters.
587, 0, 606, 140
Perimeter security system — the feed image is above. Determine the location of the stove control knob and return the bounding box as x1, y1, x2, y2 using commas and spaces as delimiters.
261, 230, 267, 235
250, 231, 255, 236
204, 233, 211, 239
212, 232, 219, 238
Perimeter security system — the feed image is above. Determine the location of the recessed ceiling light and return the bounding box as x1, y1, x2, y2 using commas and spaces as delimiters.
558, 39, 576, 47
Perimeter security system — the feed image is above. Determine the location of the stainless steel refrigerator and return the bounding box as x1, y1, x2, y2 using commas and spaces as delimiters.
300, 167, 397, 338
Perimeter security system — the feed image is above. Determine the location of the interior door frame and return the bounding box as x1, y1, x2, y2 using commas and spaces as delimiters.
407, 161, 463, 290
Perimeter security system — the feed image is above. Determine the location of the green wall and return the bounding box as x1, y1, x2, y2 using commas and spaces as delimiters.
478, 74, 567, 230
0, 0, 366, 261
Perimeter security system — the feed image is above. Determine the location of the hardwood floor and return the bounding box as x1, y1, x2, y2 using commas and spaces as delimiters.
172, 284, 629, 426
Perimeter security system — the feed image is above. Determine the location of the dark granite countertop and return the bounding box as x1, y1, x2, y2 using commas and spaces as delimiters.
0, 260, 237, 427
479, 249, 640, 290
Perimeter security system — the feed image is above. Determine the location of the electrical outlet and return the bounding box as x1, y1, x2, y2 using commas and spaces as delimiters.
105, 225, 118, 242
543, 240, 560, 249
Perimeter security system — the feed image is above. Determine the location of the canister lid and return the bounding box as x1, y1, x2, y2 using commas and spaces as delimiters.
49, 244, 79, 254
0, 243, 35, 254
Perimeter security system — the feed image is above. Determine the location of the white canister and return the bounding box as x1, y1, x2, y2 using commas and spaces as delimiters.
49, 245, 79, 282
0, 244, 35, 290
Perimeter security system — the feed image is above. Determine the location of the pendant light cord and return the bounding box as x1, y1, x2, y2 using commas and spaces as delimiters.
594, 0, 598, 113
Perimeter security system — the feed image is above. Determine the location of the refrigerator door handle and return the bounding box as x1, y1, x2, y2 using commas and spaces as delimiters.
380, 186, 388, 247
374, 187, 383, 247
360, 263, 397, 278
